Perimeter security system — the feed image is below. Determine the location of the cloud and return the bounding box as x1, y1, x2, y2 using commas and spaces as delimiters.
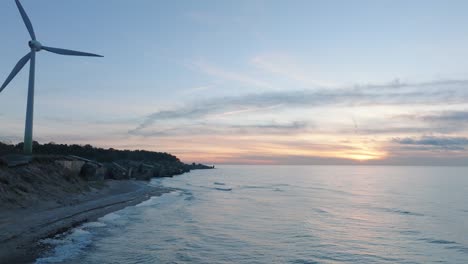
190, 60, 272, 88
130, 121, 312, 137
132, 78, 468, 133
230, 121, 309, 131
179, 84, 215, 96
346, 127, 432, 135
420, 111, 468, 122
251, 54, 339, 87
392, 136, 468, 150
395, 110, 468, 123
389, 110, 468, 134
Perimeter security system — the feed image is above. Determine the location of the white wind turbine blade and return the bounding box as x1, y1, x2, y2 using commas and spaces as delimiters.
15, 0, 36, 40
0, 52, 32, 93
42, 46, 103, 57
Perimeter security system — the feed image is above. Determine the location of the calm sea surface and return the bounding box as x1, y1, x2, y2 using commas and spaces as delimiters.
36, 165, 468, 263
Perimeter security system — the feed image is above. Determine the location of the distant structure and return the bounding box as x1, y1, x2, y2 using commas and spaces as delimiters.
0, 0, 103, 155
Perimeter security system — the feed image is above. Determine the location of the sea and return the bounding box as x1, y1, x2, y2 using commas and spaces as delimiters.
35, 165, 468, 264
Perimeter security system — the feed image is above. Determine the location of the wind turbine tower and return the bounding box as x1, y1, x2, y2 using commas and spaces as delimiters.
0, 0, 103, 155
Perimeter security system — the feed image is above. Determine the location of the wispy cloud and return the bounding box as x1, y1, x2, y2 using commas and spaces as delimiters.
190, 60, 272, 88
344, 127, 432, 135
130, 121, 312, 137
389, 110, 468, 134
251, 53, 339, 87
420, 111, 468, 122
132, 79, 468, 133
178, 84, 215, 96
230, 121, 309, 131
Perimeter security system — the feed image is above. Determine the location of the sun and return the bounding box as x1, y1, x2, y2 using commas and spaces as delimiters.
340, 148, 387, 161
346, 153, 382, 161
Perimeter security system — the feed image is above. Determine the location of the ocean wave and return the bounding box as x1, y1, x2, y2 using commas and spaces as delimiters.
290, 259, 319, 264
241, 185, 267, 189
98, 212, 121, 222
82, 221, 107, 228
36, 190, 186, 263
446, 245, 468, 254
378, 207, 424, 217
137, 191, 183, 207
215, 187, 232, 191
418, 238, 468, 255
136, 196, 160, 207
313, 208, 328, 214
36, 228, 93, 264
305, 186, 354, 196
399, 230, 421, 235
419, 238, 457, 245
184, 195, 195, 201
239, 184, 289, 191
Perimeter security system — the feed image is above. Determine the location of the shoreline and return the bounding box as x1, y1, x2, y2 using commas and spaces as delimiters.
0, 180, 176, 264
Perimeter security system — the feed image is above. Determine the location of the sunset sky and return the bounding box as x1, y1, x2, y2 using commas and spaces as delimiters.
2, 0, 468, 165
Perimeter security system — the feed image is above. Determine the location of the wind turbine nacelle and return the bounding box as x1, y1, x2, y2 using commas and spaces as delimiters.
28, 40, 42, 51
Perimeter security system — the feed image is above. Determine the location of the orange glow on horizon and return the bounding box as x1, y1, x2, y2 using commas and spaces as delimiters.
172, 141, 387, 164
82, 132, 388, 165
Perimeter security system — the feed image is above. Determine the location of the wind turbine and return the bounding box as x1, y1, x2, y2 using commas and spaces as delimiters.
0, 0, 103, 155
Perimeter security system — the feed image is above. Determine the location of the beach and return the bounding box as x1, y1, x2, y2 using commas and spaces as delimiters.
0, 144, 213, 264
0, 180, 174, 263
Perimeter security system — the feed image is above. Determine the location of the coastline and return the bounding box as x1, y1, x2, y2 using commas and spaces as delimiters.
0, 180, 176, 263
0, 144, 214, 263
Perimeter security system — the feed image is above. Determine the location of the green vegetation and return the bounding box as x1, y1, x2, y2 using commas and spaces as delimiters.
0, 141, 179, 163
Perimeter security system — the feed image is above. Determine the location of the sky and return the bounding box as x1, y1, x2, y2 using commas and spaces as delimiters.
2, 0, 468, 165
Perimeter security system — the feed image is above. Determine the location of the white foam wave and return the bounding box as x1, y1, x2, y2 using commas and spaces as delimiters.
136, 196, 160, 207
98, 212, 121, 222
35, 190, 185, 263
82, 221, 107, 228
35, 228, 92, 264
136, 191, 181, 207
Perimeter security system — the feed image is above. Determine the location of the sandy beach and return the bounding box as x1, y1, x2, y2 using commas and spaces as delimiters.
0, 180, 174, 263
